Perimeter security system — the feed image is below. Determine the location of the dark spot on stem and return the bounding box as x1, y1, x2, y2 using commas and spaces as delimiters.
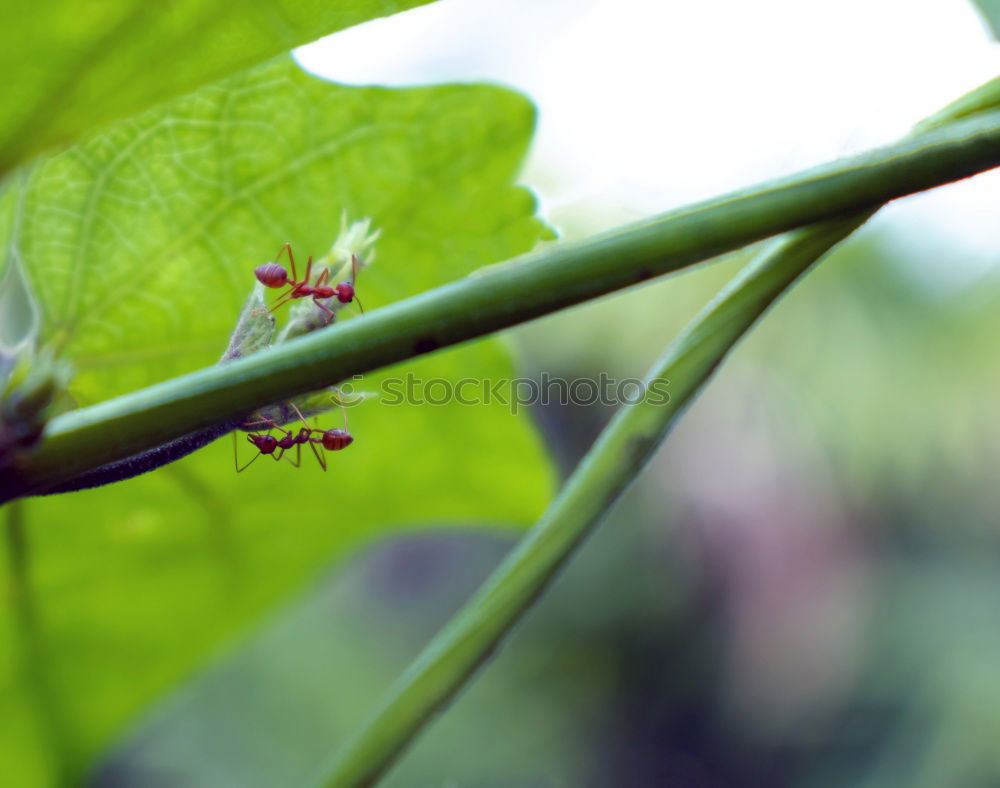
635, 267, 654, 282
413, 336, 441, 355
628, 433, 659, 470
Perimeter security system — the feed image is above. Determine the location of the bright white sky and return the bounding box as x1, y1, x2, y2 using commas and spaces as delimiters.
296, 0, 1000, 289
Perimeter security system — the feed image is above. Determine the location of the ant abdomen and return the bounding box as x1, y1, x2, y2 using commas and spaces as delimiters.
320, 428, 353, 451
254, 262, 289, 289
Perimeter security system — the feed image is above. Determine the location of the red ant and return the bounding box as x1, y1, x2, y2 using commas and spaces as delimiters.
254, 243, 363, 322
236, 424, 355, 472
234, 404, 355, 473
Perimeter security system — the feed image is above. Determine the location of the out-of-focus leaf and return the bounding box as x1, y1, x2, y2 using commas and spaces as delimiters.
970, 0, 1000, 39
91, 532, 600, 787
0, 57, 554, 784
0, 247, 40, 385
0, 0, 435, 174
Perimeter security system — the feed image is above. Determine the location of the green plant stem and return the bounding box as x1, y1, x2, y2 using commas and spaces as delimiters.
316, 214, 868, 786
5, 106, 1000, 502
313, 76, 1000, 788
4, 502, 78, 781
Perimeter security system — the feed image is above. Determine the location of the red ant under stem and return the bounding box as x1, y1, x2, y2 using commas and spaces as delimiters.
254, 243, 363, 323
233, 402, 355, 473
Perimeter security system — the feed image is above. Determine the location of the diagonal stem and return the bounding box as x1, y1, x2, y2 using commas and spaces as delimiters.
309, 77, 1000, 787
314, 214, 868, 787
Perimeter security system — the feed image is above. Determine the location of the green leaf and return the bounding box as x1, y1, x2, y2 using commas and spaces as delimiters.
0, 0, 435, 174
0, 252, 38, 356
1, 56, 545, 401
0, 245, 40, 385
0, 58, 554, 784
970, 0, 1000, 39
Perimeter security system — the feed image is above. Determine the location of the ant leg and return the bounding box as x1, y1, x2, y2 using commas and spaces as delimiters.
268, 253, 316, 313
287, 402, 331, 472
240, 418, 281, 432
282, 442, 302, 468
308, 439, 328, 472
350, 255, 365, 314
313, 296, 336, 324
311, 267, 337, 322
288, 402, 327, 471
266, 244, 310, 312
274, 242, 297, 283
234, 433, 263, 472
288, 401, 311, 426
267, 291, 297, 313
236, 453, 262, 472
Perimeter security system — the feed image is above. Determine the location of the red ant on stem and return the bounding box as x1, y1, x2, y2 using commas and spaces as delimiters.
235, 403, 354, 473
254, 243, 364, 322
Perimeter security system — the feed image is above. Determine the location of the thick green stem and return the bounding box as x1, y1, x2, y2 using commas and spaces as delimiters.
5, 108, 1000, 501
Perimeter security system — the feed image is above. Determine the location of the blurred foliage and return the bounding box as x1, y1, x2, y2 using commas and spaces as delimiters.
91, 531, 603, 787
520, 212, 1000, 524
970, 0, 1000, 40
0, 0, 435, 174
0, 52, 554, 788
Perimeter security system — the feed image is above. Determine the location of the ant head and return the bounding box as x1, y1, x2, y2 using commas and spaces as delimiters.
248, 433, 279, 454
321, 428, 354, 451
255, 262, 289, 289
334, 281, 355, 304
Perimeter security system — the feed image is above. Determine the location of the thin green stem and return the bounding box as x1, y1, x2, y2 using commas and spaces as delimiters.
316, 215, 868, 787
5, 108, 1000, 501
4, 502, 78, 781
311, 76, 1000, 787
